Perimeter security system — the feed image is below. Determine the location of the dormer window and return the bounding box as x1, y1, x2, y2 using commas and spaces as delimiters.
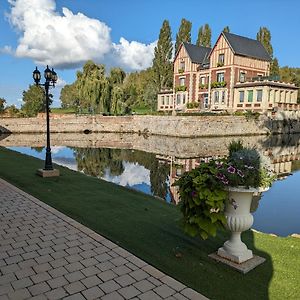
179, 61, 185, 73
218, 54, 224, 67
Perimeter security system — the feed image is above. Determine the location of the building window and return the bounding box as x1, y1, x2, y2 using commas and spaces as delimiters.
179, 77, 185, 86
239, 91, 245, 103
214, 91, 219, 104
217, 72, 225, 83
240, 72, 246, 83
176, 94, 181, 105
257, 90, 263, 102
218, 54, 224, 65
200, 76, 206, 85
248, 90, 253, 102
182, 94, 186, 104
221, 91, 226, 104
166, 96, 169, 105
161, 96, 165, 105
179, 61, 185, 72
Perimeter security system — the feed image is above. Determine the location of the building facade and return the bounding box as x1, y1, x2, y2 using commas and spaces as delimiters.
157, 32, 299, 113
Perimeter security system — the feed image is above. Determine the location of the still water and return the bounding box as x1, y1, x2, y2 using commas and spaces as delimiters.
4, 132, 300, 237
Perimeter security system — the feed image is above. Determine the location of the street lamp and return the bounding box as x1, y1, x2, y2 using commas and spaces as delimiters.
33, 65, 59, 177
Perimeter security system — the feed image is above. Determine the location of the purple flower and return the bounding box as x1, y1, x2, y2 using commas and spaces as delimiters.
216, 173, 225, 180
227, 165, 236, 174
237, 169, 244, 177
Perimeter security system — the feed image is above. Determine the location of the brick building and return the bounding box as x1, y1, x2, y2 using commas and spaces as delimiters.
158, 32, 299, 112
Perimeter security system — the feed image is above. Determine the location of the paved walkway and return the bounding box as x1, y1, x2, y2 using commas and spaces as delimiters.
0, 179, 207, 300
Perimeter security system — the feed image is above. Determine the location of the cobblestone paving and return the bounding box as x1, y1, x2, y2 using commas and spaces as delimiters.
0, 179, 207, 300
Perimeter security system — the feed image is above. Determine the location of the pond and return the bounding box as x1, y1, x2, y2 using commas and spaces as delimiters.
2, 132, 300, 237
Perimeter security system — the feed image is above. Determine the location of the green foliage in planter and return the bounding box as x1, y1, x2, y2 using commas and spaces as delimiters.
186, 102, 199, 109
217, 62, 224, 67
174, 160, 227, 240
174, 141, 276, 240
175, 85, 187, 92
178, 68, 184, 74
211, 81, 227, 88
199, 84, 208, 90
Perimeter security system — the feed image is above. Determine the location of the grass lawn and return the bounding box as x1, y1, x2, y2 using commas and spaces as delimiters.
0, 147, 299, 300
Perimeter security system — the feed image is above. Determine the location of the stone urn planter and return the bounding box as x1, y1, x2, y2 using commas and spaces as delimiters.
217, 186, 268, 263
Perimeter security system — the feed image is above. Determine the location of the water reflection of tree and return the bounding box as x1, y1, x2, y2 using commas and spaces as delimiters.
74, 148, 124, 177
119, 149, 170, 200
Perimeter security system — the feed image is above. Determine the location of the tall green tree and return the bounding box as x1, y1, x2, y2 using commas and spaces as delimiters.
109, 68, 126, 85
196, 24, 211, 47
223, 26, 230, 33
175, 18, 192, 54
0, 97, 6, 113
257, 27, 273, 58
153, 20, 173, 90
76, 61, 111, 113
21, 85, 47, 117
270, 57, 280, 76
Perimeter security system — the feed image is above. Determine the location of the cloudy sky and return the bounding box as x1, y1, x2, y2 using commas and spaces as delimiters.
1, 0, 299, 107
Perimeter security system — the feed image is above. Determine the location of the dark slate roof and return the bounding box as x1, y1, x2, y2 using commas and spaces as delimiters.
222, 32, 271, 61
183, 42, 211, 64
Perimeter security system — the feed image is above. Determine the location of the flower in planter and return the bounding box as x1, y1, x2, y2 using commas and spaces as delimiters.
174, 140, 276, 240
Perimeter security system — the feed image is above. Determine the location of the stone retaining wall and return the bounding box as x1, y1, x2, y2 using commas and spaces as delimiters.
1, 112, 300, 137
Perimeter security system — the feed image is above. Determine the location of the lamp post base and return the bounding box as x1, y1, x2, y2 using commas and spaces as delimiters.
37, 169, 60, 177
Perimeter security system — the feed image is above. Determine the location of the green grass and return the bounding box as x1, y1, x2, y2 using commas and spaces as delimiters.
0, 147, 299, 300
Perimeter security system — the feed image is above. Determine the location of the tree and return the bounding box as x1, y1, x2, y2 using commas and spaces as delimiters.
196, 24, 211, 47
153, 20, 173, 90
257, 27, 273, 58
21, 85, 47, 117
60, 83, 79, 109
175, 18, 192, 54
0, 97, 6, 113
109, 68, 126, 85
270, 58, 280, 76
76, 61, 111, 113
223, 26, 230, 33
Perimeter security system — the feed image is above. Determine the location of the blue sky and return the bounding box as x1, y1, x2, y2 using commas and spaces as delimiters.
1, 0, 299, 107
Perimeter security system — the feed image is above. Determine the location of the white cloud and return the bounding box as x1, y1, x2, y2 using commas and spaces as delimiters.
6, 0, 155, 70
104, 162, 150, 187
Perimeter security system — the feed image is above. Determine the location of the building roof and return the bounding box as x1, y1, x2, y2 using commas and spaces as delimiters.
182, 42, 211, 64
222, 32, 271, 61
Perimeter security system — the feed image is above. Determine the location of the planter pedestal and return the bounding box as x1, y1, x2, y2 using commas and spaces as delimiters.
210, 187, 268, 272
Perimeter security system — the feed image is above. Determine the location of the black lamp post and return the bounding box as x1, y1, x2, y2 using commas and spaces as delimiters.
33, 65, 58, 171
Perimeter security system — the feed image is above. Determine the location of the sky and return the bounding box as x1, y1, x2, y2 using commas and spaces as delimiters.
0, 0, 300, 107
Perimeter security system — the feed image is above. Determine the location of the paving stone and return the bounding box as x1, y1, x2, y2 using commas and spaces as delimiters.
130, 269, 148, 281
173, 293, 189, 300
81, 275, 102, 288
47, 276, 68, 289
64, 281, 86, 295
31, 272, 52, 284
48, 266, 68, 278
64, 293, 86, 300
143, 265, 165, 279
97, 261, 115, 271
0, 273, 17, 285
11, 277, 33, 289
113, 265, 132, 276
99, 280, 121, 294
65, 262, 84, 272
180, 288, 208, 300
81, 258, 98, 267
154, 284, 176, 298
33, 263, 52, 273
160, 276, 185, 292
7, 288, 31, 300
49, 258, 69, 268
81, 266, 99, 277
110, 257, 128, 267
118, 285, 141, 299
65, 270, 85, 283
97, 270, 117, 282
101, 291, 125, 300
82, 286, 104, 299
139, 290, 163, 300
28, 282, 51, 296
133, 279, 155, 292
115, 274, 136, 287
45, 287, 68, 300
